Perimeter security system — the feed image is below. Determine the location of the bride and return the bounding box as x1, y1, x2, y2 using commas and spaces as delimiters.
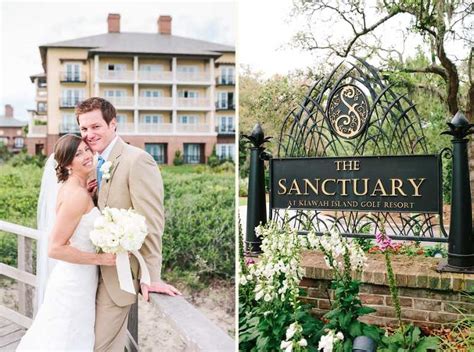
17, 134, 116, 351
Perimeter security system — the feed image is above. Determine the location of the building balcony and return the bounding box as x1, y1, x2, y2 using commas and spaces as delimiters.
215, 102, 235, 110
176, 123, 210, 133
177, 98, 212, 109
138, 70, 173, 82
59, 123, 80, 134
116, 122, 208, 134
176, 71, 211, 83
106, 96, 135, 108
59, 98, 82, 108
216, 76, 235, 85
28, 124, 47, 136
138, 97, 173, 109
138, 123, 173, 133
98, 70, 135, 81
216, 125, 235, 134
60, 72, 87, 83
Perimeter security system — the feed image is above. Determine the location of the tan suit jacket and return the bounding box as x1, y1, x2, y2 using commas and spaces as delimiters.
97, 137, 164, 307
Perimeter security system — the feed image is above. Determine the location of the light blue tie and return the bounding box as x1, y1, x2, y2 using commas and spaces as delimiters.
97, 156, 105, 190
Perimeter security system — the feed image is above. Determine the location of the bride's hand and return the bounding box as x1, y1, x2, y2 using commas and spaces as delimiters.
97, 253, 116, 266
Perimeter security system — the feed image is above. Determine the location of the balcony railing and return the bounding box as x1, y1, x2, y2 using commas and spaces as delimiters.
98, 70, 135, 81
138, 97, 173, 109
216, 125, 235, 134
29, 125, 47, 136
105, 96, 135, 107
176, 123, 210, 133
215, 101, 235, 110
116, 122, 135, 134
138, 70, 173, 82
60, 72, 87, 82
59, 98, 82, 108
176, 71, 211, 83
216, 76, 235, 85
177, 98, 211, 109
59, 123, 80, 134
138, 123, 173, 133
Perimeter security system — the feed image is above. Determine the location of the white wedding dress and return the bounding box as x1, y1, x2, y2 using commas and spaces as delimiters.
17, 207, 100, 352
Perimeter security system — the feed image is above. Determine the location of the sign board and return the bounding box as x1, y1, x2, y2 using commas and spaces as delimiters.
270, 155, 441, 213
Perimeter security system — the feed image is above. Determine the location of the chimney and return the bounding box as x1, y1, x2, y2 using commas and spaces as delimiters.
4, 104, 13, 118
158, 15, 172, 35
107, 13, 120, 33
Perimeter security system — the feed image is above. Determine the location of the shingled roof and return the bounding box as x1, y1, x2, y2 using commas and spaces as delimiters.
39, 32, 235, 70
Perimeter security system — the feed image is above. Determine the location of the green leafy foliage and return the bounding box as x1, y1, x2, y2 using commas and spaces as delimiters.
161, 168, 235, 283
172, 150, 184, 166
380, 324, 439, 352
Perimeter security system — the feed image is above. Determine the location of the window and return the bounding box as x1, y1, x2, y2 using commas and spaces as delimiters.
62, 113, 78, 133
220, 66, 235, 84
104, 90, 126, 98
65, 63, 81, 81
177, 65, 198, 73
107, 64, 126, 71
142, 90, 163, 98
145, 143, 166, 164
37, 102, 47, 113
184, 144, 201, 164
116, 114, 126, 124
62, 89, 84, 107
141, 115, 163, 124
216, 144, 235, 161
38, 78, 47, 88
178, 90, 199, 99
141, 64, 164, 72
178, 115, 198, 124
217, 92, 234, 109
14, 137, 24, 149
218, 116, 235, 133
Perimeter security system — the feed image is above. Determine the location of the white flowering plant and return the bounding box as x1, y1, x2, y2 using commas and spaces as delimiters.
306, 227, 381, 350
239, 217, 323, 352
90, 207, 147, 254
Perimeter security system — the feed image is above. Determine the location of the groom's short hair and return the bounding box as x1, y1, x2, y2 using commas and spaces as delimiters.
75, 97, 116, 125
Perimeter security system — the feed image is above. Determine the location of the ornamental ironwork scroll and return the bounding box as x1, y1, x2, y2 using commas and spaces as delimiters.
271, 57, 449, 242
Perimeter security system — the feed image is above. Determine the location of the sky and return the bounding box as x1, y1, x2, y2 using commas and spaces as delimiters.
0, 0, 237, 120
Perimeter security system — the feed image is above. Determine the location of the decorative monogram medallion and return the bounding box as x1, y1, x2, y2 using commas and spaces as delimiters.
327, 84, 369, 139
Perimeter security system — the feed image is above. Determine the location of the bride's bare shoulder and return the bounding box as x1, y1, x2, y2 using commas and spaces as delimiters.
57, 182, 90, 212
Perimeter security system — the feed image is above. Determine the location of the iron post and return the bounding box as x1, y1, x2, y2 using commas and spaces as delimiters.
242, 124, 271, 253
439, 111, 474, 272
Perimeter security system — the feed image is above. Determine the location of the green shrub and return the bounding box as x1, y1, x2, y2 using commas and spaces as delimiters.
161, 169, 235, 282
172, 150, 184, 166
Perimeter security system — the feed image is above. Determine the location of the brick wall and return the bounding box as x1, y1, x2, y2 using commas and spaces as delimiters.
300, 251, 474, 329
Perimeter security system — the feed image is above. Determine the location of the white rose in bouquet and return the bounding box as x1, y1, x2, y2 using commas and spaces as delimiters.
90, 207, 150, 294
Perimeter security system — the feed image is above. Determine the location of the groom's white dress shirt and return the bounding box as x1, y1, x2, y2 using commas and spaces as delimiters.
100, 136, 118, 161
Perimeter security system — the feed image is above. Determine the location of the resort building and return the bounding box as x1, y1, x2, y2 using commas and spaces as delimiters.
0, 104, 27, 153
26, 13, 236, 164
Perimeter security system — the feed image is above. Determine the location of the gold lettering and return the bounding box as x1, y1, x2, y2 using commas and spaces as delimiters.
371, 179, 388, 196
353, 160, 360, 170
335, 161, 343, 170
353, 178, 369, 196
337, 179, 350, 196
390, 179, 407, 196
278, 178, 287, 195
321, 179, 336, 195
408, 178, 425, 197
303, 178, 319, 195
288, 179, 302, 195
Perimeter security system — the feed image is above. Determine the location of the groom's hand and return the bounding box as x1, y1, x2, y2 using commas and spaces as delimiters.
141, 281, 182, 301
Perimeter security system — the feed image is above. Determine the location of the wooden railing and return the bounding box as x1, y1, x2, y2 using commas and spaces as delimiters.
0, 220, 234, 351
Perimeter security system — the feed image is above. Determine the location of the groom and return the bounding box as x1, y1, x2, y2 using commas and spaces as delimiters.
75, 97, 181, 351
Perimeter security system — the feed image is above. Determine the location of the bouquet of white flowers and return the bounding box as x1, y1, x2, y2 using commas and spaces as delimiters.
90, 207, 150, 294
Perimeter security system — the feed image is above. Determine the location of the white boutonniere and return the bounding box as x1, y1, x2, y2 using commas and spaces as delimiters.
100, 161, 114, 182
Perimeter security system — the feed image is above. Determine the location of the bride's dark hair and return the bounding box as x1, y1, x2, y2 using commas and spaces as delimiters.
54, 134, 84, 182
